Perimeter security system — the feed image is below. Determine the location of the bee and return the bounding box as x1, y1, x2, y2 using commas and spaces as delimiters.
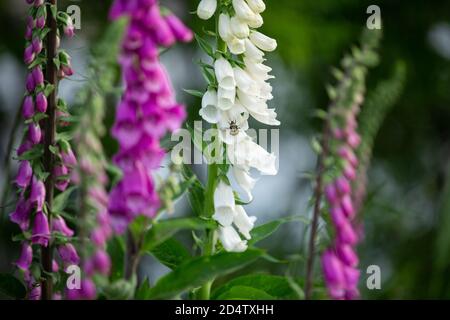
229, 120, 240, 136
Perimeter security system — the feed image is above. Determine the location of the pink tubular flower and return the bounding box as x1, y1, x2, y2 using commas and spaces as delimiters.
31, 211, 50, 247
52, 215, 74, 237
16, 161, 32, 188
57, 243, 80, 265
16, 242, 33, 271
107, 0, 190, 232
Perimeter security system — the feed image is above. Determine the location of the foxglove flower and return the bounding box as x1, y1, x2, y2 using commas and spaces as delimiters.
108, 0, 191, 232
197, 0, 279, 252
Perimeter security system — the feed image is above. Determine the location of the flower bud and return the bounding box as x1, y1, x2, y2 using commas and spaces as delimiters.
24, 44, 35, 65
32, 211, 50, 247
36, 92, 48, 113
165, 15, 193, 43
22, 95, 35, 119
16, 161, 32, 188
197, 0, 217, 20
249, 31, 277, 52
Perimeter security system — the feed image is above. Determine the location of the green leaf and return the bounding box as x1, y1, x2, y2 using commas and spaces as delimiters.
142, 217, 215, 252
16, 144, 44, 161
249, 216, 307, 246
182, 165, 205, 216
135, 278, 151, 300
0, 273, 26, 299
53, 186, 77, 213
183, 89, 204, 98
216, 286, 275, 300
43, 84, 55, 97
149, 238, 192, 269
107, 236, 126, 281
146, 249, 264, 299
195, 34, 214, 57
212, 274, 302, 300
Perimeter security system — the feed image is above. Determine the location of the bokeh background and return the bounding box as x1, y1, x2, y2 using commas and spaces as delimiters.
1, 0, 450, 299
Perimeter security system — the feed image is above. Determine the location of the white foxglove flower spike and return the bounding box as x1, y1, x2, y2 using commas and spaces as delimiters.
197, 0, 217, 20
232, 167, 257, 201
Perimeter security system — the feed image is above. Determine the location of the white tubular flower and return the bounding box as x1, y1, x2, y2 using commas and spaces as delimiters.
230, 16, 250, 39
228, 136, 278, 175
199, 89, 220, 123
233, 205, 257, 240
233, 66, 258, 93
218, 226, 248, 252
197, 0, 217, 20
244, 58, 274, 81
215, 57, 236, 90
243, 39, 265, 63
217, 86, 236, 111
246, 0, 266, 13
237, 89, 280, 126
213, 181, 236, 226
249, 31, 277, 52
247, 13, 263, 28
218, 14, 233, 42
232, 0, 255, 22
232, 167, 256, 201
226, 37, 246, 55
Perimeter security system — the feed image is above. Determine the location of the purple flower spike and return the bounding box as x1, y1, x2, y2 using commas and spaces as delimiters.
16, 242, 33, 271
31, 211, 50, 247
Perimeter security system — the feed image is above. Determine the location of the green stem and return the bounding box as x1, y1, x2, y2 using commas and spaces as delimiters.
197, 163, 218, 300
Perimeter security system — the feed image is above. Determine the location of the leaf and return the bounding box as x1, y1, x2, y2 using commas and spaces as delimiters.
107, 236, 126, 281
0, 273, 26, 299
182, 165, 205, 216
216, 286, 275, 300
141, 217, 215, 252
195, 33, 214, 57
249, 216, 307, 246
16, 144, 44, 161
183, 89, 204, 98
212, 274, 301, 300
43, 84, 55, 97
53, 186, 77, 213
135, 278, 151, 300
146, 249, 264, 299
149, 238, 191, 269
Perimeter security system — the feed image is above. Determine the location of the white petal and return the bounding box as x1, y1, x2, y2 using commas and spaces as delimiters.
227, 37, 246, 55
215, 57, 236, 90
213, 181, 236, 226
218, 226, 248, 252
243, 39, 265, 63
197, 0, 217, 20
232, 167, 256, 201
233, 205, 257, 239
232, 0, 255, 22
218, 14, 233, 42
247, 12, 263, 28
250, 31, 277, 52
246, 0, 266, 13
233, 66, 258, 93
230, 16, 250, 39
217, 86, 236, 111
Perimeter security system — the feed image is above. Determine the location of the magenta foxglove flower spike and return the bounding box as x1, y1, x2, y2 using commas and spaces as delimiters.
107, 0, 190, 232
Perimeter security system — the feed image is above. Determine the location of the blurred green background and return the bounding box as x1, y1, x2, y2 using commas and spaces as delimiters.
1, 0, 450, 299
